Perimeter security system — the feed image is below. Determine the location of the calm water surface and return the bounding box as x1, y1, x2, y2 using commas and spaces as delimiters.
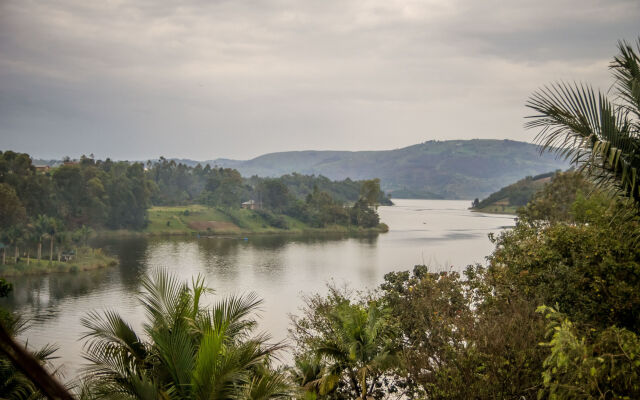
1, 199, 514, 380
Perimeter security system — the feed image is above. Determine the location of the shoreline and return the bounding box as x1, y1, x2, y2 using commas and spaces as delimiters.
95, 223, 390, 238
0, 248, 118, 277
470, 207, 518, 215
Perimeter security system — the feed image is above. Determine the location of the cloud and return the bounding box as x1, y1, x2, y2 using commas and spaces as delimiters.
0, 0, 638, 160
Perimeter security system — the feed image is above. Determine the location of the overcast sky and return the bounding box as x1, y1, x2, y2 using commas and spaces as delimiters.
1, 0, 638, 161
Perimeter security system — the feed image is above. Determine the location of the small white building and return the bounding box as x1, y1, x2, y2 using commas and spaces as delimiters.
241, 200, 261, 210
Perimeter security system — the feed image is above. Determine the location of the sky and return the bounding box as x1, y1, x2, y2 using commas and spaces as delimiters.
1, 0, 639, 161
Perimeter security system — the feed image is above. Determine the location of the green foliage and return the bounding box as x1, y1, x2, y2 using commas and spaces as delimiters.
492, 200, 640, 332
255, 210, 290, 230
349, 199, 380, 228
359, 179, 381, 207
298, 188, 349, 228
289, 286, 400, 400
81, 270, 291, 399
257, 179, 292, 213
0, 247, 117, 276
147, 158, 392, 209
518, 170, 598, 224
526, 37, 640, 207
380, 266, 547, 400
0, 151, 152, 231
262, 173, 393, 206
0, 183, 26, 228
538, 306, 640, 399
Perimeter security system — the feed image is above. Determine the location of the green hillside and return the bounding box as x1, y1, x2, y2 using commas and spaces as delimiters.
471, 171, 556, 214
205, 140, 569, 199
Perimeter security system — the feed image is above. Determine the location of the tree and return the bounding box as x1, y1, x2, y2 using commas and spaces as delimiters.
45, 217, 61, 263
290, 287, 399, 399
259, 179, 291, 213
33, 215, 50, 261
0, 183, 26, 228
350, 200, 379, 228
1, 226, 23, 264
526, 38, 640, 207
81, 270, 290, 399
359, 179, 381, 208
77, 225, 92, 247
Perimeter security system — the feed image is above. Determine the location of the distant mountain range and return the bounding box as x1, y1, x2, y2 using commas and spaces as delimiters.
190, 139, 569, 199
32, 139, 570, 199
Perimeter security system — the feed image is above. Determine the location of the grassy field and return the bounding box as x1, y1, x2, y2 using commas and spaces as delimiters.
137, 205, 388, 236
0, 247, 118, 277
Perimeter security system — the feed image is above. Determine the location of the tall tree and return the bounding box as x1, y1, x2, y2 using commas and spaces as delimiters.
359, 179, 381, 208
0, 183, 26, 228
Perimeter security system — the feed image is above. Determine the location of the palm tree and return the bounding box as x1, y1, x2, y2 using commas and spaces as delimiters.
23, 225, 38, 266
33, 215, 50, 261
80, 270, 291, 399
525, 38, 640, 206
311, 301, 397, 400
290, 355, 339, 399
46, 218, 60, 263
79, 225, 92, 247
3, 226, 23, 264
55, 231, 70, 262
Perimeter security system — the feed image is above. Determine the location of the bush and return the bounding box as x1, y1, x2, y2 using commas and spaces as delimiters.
255, 210, 290, 229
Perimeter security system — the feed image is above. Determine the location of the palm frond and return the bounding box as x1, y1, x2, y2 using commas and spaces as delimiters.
526, 80, 640, 205
610, 38, 640, 120
81, 310, 147, 364
148, 322, 195, 396
244, 370, 292, 400
139, 269, 191, 331
197, 292, 262, 342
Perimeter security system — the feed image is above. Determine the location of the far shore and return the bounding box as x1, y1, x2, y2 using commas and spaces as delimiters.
96, 223, 390, 238
96, 205, 390, 238
0, 247, 118, 277
470, 206, 518, 215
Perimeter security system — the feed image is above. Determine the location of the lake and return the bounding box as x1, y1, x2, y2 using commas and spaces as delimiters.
1, 199, 514, 381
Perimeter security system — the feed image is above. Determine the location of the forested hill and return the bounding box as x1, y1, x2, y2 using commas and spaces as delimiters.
200, 140, 569, 199
471, 171, 555, 214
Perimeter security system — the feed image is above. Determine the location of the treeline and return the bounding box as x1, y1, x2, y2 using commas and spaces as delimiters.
148, 156, 392, 207
144, 156, 388, 229
1, 151, 152, 231
0, 151, 152, 265
252, 178, 383, 229
0, 151, 387, 262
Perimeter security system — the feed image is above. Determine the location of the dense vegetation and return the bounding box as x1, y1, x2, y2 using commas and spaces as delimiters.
198, 139, 569, 199
0, 151, 388, 275
0, 152, 149, 273
148, 157, 391, 207
471, 171, 556, 213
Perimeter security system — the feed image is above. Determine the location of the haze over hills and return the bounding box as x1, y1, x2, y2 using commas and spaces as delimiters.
191, 139, 568, 199
30, 139, 569, 199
